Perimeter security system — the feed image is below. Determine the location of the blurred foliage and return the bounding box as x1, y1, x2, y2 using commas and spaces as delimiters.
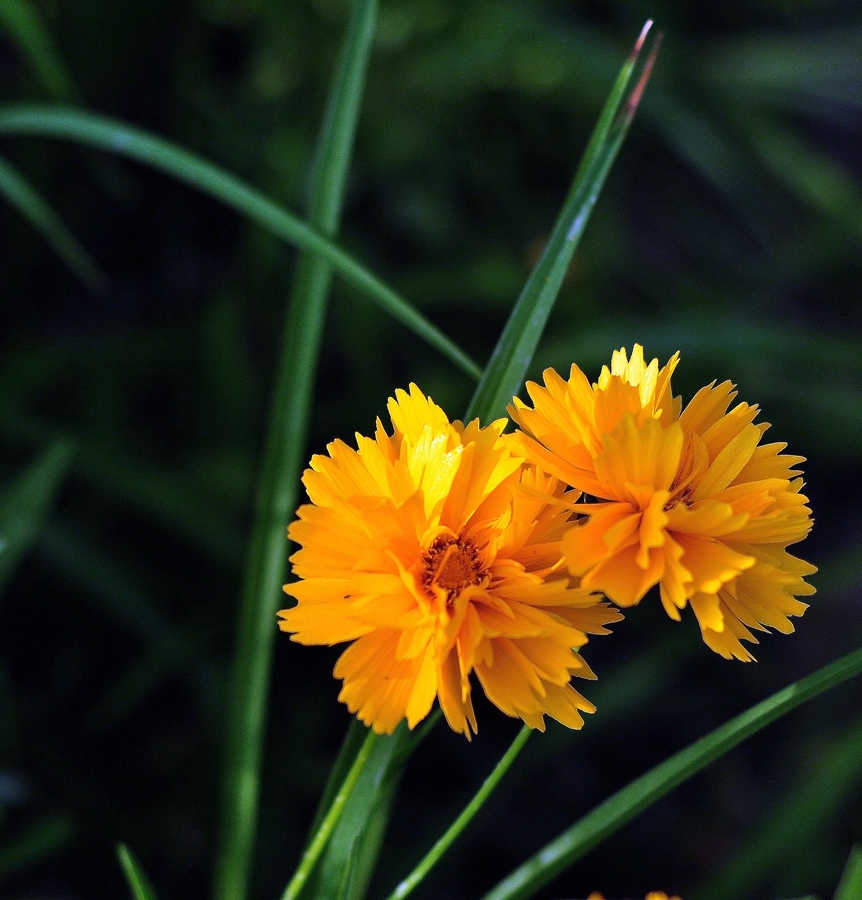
0, 1, 861, 899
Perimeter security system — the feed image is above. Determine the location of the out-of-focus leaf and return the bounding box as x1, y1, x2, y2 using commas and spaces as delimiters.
0, 0, 76, 101
694, 718, 862, 900
0, 438, 73, 595
0, 153, 106, 290
0, 813, 74, 879
38, 521, 222, 725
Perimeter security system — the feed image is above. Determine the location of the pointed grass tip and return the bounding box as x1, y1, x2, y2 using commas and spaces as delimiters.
623, 21, 662, 124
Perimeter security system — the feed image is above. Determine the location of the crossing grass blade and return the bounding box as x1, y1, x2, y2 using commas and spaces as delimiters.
480, 644, 862, 900
0, 105, 480, 381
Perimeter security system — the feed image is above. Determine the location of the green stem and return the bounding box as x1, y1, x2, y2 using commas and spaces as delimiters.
281, 730, 380, 900
212, 3, 379, 900
384, 726, 532, 900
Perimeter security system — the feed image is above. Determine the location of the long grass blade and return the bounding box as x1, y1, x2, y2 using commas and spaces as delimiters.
0, 105, 480, 380
0, 153, 105, 290
213, 4, 379, 900
481, 644, 862, 900
465, 20, 660, 422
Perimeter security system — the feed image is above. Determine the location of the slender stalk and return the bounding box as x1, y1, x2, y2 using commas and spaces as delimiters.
212, 3, 379, 900
384, 726, 532, 900
281, 730, 379, 900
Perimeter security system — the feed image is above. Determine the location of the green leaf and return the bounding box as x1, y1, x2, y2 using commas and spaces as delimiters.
465, 20, 660, 423
834, 845, 862, 900
0, 105, 480, 381
0, 0, 76, 101
0, 438, 73, 596
0, 153, 106, 290
480, 644, 862, 900
117, 844, 159, 900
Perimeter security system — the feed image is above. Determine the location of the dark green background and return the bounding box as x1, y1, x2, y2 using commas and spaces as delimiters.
1, 1, 861, 899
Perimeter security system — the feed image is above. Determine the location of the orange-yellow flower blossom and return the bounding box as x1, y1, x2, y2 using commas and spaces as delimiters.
279, 384, 620, 737
509, 346, 815, 661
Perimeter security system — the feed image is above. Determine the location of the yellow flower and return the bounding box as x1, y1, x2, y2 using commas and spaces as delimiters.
279, 384, 620, 737
510, 346, 815, 661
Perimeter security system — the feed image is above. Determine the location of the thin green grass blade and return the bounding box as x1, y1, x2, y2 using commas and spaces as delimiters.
0, 814, 74, 879
384, 725, 532, 900
0, 105, 480, 381
0, 153, 105, 291
834, 845, 862, 900
0, 0, 76, 101
465, 21, 660, 423
213, 4, 379, 900
117, 844, 159, 900
481, 644, 862, 900
0, 438, 72, 595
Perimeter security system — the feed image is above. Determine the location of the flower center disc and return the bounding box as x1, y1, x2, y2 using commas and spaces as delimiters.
423, 535, 486, 601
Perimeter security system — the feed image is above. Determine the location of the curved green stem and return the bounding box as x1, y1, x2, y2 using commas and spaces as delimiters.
384, 725, 532, 900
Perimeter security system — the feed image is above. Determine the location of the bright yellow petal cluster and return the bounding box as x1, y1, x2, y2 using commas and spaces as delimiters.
510, 345, 815, 661
279, 384, 620, 737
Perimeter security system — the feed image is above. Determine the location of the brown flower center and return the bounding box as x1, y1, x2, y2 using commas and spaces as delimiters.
422, 534, 487, 603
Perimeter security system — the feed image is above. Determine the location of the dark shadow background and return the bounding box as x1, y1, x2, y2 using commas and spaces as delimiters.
1, 1, 861, 899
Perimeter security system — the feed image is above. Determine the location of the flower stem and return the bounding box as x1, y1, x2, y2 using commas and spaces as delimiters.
384, 725, 533, 900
